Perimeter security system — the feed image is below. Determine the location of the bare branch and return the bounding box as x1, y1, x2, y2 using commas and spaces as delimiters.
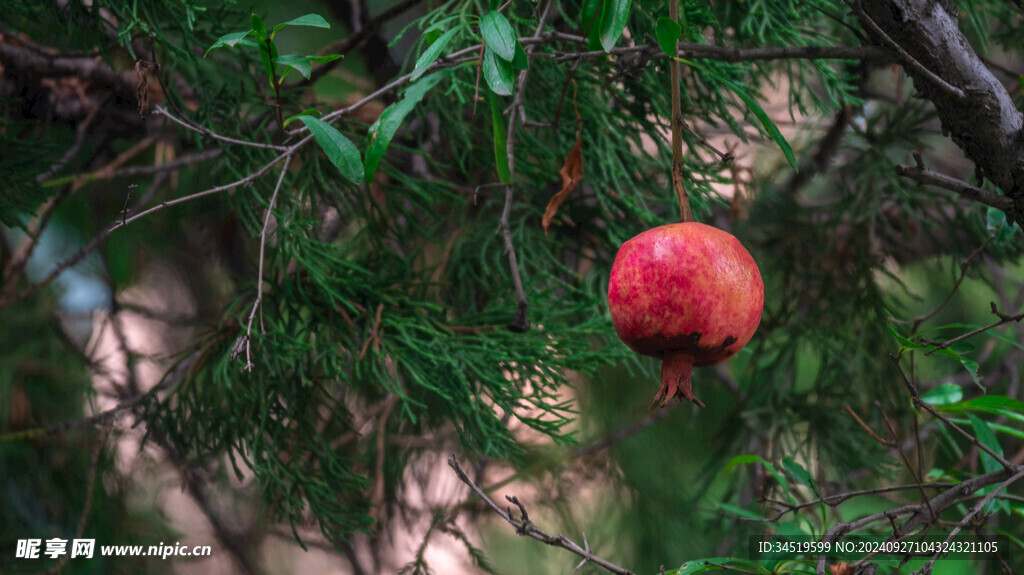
895, 162, 1013, 212
448, 455, 635, 575
242, 153, 293, 372
815, 464, 1024, 574
155, 106, 288, 152
922, 303, 1024, 357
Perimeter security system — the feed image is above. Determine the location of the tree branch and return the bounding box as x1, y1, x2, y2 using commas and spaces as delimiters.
895, 160, 1013, 212
448, 455, 635, 575
858, 0, 1024, 223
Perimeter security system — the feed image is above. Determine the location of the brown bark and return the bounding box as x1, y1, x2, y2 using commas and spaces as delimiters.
858, 0, 1024, 222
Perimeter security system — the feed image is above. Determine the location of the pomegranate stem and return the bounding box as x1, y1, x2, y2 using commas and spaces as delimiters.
651, 351, 705, 409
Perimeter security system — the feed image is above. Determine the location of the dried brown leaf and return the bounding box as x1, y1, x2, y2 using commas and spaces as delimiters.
542, 128, 583, 235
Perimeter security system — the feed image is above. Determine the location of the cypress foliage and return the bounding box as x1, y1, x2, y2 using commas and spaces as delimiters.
1, 1, 1022, 573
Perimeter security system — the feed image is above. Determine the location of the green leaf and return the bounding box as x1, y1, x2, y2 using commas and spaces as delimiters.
782, 456, 818, 494
275, 54, 312, 79
479, 11, 517, 61
678, 58, 797, 171
582, 0, 603, 51
655, 17, 682, 57
887, 326, 926, 354
966, 413, 1004, 474
728, 82, 797, 171
598, 0, 632, 52
412, 26, 461, 81
364, 71, 449, 183
921, 383, 963, 406
490, 92, 511, 184
272, 13, 331, 38
718, 502, 762, 520
205, 31, 250, 56
250, 13, 268, 41
297, 116, 364, 184
959, 356, 982, 388
283, 108, 322, 129
309, 54, 342, 64
963, 395, 1024, 412
511, 42, 529, 71
482, 46, 514, 96
678, 558, 773, 575
723, 454, 793, 503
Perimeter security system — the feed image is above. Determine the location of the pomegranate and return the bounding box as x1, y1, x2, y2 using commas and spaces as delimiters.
608, 222, 763, 408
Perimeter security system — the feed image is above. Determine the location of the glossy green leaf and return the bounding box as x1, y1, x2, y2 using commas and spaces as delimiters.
967, 413, 1005, 474
888, 326, 925, 353
964, 395, 1024, 412
411, 26, 460, 81
511, 41, 529, 70
782, 456, 818, 494
272, 13, 331, 38
678, 558, 773, 575
655, 17, 682, 57
250, 13, 268, 41
297, 116, 364, 184
582, 0, 603, 51
598, 0, 632, 52
728, 82, 797, 171
273, 54, 342, 81
482, 46, 513, 96
921, 383, 963, 406
479, 11, 517, 61
364, 71, 449, 182
490, 92, 511, 184
205, 31, 250, 56
283, 108, 322, 129
275, 54, 312, 79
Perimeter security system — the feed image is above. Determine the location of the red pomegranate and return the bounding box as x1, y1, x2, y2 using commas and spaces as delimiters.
608, 222, 764, 408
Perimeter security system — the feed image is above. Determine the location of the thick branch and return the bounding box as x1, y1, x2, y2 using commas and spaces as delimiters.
858, 0, 1024, 222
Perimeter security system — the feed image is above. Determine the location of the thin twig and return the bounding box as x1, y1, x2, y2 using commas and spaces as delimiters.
759, 482, 958, 522
895, 160, 1012, 212
892, 355, 1014, 469
155, 105, 288, 152
922, 303, 1024, 356
851, 2, 965, 99
844, 404, 893, 446
496, 0, 556, 334
448, 455, 635, 575
0, 153, 291, 309
910, 236, 994, 332
913, 397, 1015, 470
242, 153, 293, 371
